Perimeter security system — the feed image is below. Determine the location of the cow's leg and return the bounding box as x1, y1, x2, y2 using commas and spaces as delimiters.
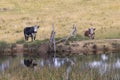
90, 33, 94, 39
90, 34, 92, 39
89, 34, 91, 39
90, 34, 93, 39
31, 33, 36, 41
92, 33, 95, 39
25, 34, 29, 41
31, 34, 34, 41
26, 36, 29, 41
33, 33, 36, 40
24, 35, 27, 40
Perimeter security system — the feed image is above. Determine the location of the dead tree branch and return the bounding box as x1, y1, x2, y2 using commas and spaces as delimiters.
49, 23, 56, 57
56, 24, 77, 44
64, 24, 77, 44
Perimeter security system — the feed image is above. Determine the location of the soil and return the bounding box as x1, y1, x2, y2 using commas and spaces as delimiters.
3, 39, 120, 56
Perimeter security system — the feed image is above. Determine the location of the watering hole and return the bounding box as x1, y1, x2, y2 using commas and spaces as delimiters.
0, 52, 120, 80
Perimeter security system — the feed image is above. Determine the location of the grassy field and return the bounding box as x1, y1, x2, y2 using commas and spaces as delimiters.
0, 0, 120, 43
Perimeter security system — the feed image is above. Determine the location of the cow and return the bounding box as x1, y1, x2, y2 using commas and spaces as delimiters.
84, 27, 96, 39
24, 25, 39, 41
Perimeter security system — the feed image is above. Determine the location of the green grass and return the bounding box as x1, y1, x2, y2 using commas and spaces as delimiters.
0, 0, 120, 43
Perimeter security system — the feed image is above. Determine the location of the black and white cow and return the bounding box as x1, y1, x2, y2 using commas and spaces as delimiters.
24, 25, 39, 41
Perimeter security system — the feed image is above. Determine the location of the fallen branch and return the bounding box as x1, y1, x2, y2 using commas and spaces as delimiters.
64, 24, 77, 44
56, 24, 77, 44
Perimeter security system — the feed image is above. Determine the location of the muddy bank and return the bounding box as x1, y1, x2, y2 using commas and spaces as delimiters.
1, 39, 120, 57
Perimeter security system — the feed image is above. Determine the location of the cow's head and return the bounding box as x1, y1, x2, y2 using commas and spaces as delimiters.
34, 25, 40, 33
89, 27, 96, 34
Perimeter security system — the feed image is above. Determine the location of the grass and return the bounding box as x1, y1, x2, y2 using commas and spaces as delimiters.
0, 0, 120, 43
0, 1, 120, 79
0, 41, 10, 54
0, 54, 120, 80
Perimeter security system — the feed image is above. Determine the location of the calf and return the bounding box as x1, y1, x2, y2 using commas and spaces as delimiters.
24, 25, 39, 41
84, 27, 96, 39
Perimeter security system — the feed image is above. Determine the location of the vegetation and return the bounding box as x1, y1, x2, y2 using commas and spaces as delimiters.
0, 54, 120, 80
0, 0, 120, 43
0, 41, 10, 54
0, 0, 120, 79
0, 41, 10, 48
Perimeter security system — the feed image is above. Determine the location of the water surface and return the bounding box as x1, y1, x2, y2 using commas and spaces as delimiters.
0, 52, 120, 80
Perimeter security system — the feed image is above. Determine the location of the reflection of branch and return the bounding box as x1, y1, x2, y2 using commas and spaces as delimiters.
65, 58, 75, 80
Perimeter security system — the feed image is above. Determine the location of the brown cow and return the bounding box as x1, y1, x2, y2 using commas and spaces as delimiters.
84, 27, 96, 39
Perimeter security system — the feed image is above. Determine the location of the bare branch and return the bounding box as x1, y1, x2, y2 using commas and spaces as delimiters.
49, 23, 56, 57
64, 24, 77, 44
55, 24, 77, 44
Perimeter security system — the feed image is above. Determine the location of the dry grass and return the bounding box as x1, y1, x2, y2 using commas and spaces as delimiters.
0, 0, 120, 43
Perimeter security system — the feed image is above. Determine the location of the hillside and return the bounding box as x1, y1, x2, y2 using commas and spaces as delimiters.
0, 0, 120, 43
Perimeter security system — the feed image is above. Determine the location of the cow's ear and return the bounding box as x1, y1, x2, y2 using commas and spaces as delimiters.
38, 26, 40, 28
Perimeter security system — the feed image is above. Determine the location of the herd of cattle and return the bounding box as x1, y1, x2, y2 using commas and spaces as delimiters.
24, 25, 96, 41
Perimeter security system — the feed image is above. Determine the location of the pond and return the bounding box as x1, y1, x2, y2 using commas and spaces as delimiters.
0, 52, 120, 80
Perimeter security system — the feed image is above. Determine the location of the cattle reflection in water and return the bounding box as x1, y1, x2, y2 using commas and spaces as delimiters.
22, 55, 120, 76
1, 53, 120, 80
22, 57, 75, 80
23, 58, 37, 68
